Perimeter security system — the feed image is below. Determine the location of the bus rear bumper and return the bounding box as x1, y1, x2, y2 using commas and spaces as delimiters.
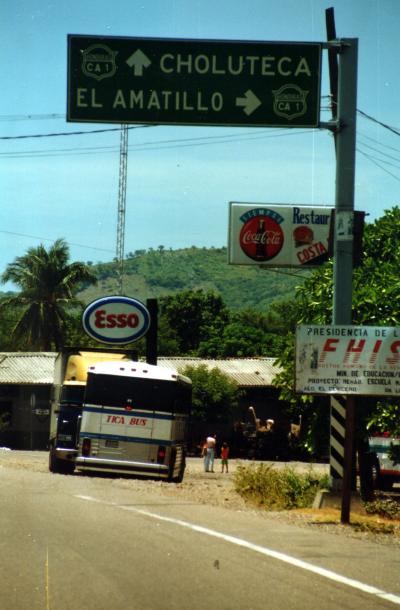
55, 448, 78, 461
75, 456, 169, 477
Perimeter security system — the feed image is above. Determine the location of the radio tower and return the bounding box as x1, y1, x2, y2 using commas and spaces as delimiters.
116, 124, 128, 294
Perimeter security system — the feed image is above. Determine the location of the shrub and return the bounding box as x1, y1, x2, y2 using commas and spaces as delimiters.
364, 495, 400, 520
233, 463, 330, 510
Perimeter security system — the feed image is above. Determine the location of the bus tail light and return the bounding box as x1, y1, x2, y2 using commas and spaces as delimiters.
157, 446, 166, 464
82, 438, 91, 457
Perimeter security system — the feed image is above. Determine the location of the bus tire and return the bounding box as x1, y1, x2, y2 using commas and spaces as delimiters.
49, 446, 75, 475
167, 448, 177, 483
174, 451, 186, 484
167, 448, 185, 483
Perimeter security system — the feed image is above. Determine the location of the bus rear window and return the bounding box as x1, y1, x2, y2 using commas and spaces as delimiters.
84, 373, 190, 414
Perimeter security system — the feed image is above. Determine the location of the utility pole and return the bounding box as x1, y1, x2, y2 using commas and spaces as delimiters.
325, 10, 359, 524
331, 38, 358, 523
116, 124, 128, 294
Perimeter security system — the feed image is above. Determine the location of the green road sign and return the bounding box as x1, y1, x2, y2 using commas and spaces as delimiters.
67, 35, 322, 127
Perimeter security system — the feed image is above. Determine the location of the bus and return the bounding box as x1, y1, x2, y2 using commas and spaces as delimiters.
75, 360, 192, 482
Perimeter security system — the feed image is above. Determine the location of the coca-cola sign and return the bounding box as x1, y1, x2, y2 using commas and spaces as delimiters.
229, 202, 333, 267
239, 209, 284, 261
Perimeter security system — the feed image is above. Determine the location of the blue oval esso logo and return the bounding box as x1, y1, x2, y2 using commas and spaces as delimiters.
82, 296, 151, 344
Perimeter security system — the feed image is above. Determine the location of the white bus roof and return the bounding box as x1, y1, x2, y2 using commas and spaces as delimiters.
87, 360, 191, 384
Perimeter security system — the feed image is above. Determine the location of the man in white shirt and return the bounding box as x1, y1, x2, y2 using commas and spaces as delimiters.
204, 435, 216, 472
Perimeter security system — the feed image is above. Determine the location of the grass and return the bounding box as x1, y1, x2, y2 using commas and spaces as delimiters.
233, 463, 400, 537
233, 462, 330, 510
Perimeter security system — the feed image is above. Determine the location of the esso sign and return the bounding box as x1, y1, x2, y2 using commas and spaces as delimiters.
82, 296, 151, 344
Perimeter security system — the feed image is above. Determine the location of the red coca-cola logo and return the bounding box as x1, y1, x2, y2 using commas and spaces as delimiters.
239, 215, 284, 261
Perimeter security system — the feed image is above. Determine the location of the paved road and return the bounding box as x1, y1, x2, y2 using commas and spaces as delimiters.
1, 453, 399, 609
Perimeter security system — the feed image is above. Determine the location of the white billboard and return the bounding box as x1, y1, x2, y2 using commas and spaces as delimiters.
228, 203, 333, 267
296, 325, 400, 396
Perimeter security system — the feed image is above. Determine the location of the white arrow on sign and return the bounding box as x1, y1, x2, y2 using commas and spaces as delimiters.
235, 90, 261, 116
126, 49, 152, 76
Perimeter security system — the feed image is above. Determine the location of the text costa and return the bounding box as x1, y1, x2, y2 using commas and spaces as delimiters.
94, 309, 139, 329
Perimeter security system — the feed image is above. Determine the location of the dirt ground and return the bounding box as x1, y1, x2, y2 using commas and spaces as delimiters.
2, 450, 399, 544
0, 449, 327, 512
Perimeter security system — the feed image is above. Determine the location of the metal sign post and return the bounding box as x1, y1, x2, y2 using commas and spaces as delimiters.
331, 39, 358, 523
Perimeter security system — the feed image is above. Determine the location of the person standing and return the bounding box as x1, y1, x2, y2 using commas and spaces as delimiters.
204, 435, 216, 472
220, 442, 230, 473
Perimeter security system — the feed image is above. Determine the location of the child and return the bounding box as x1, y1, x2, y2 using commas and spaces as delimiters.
220, 441, 230, 473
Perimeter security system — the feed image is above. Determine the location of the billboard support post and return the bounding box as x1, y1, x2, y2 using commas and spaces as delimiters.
330, 39, 358, 523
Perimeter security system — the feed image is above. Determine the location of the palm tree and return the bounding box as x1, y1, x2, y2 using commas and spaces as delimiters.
0, 239, 97, 350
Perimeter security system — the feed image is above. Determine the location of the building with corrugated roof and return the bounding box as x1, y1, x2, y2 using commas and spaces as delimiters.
157, 357, 286, 454
0, 353, 283, 450
157, 357, 279, 388
0, 353, 56, 449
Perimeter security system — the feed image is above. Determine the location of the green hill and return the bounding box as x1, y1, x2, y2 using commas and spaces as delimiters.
78, 246, 309, 311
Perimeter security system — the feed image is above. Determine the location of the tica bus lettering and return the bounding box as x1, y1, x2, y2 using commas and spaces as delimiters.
94, 310, 139, 329
320, 338, 400, 365
105, 415, 147, 426
106, 415, 125, 424
129, 417, 147, 426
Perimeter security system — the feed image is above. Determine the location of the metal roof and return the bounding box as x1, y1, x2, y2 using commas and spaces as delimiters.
0, 353, 281, 387
0, 353, 56, 385
156, 357, 281, 387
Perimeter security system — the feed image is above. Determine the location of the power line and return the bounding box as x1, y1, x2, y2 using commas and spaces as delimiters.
0, 124, 152, 141
0, 113, 65, 122
357, 148, 400, 183
357, 109, 400, 137
0, 128, 315, 159
358, 131, 400, 155
0, 230, 114, 253
357, 141, 400, 167
0, 108, 398, 141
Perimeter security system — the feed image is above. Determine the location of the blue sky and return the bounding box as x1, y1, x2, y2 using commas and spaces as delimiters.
1, 0, 399, 289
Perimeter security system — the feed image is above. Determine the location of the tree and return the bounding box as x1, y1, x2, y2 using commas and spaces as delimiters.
197, 306, 294, 358
160, 289, 229, 354
0, 239, 97, 351
182, 364, 240, 423
273, 206, 400, 458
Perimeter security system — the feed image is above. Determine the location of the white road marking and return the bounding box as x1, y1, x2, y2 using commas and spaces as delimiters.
45, 547, 50, 610
76, 494, 400, 606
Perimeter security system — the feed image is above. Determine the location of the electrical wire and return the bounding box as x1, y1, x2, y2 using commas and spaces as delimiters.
0, 124, 152, 140
357, 142, 400, 168
0, 113, 65, 122
358, 131, 400, 155
0, 128, 320, 159
357, 148, 400, 183
0, 230, 114, 253
357, 109, 400, 137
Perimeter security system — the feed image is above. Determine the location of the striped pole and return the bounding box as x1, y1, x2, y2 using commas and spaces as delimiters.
330, 396, 346, 489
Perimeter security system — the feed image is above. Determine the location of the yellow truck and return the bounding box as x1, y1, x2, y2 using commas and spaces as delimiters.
49, 349, 134, 474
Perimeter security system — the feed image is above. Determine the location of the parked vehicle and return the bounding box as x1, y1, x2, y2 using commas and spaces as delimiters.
49, 348, 133, 474
76, 360, 192, 482
369, 433, 400, 490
